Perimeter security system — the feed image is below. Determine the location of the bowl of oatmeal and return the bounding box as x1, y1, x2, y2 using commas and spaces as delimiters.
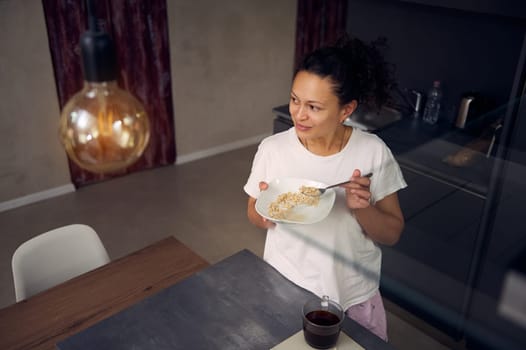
255, 178, 336, 224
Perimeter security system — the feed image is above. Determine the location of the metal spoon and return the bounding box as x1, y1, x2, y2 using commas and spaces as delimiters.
301, 173, 373, 196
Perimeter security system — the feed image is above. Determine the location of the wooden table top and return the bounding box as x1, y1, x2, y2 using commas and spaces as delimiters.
0, 236, 209, 350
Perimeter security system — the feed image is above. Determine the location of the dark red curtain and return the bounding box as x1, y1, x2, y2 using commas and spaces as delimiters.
42, 0, 176, 187
294, 0, 348, 70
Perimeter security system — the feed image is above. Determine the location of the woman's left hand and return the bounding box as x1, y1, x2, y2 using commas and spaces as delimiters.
342, 169, 372, 210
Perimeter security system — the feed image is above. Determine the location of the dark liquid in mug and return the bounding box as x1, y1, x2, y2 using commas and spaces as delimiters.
304, 310, 341, 349
306, 310, 340, 325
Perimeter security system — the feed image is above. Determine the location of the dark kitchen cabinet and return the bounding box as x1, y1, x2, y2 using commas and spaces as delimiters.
395, 167, 484, 284
382, 165, 485, 338
342, 1, 526, 348
374, 115, 526, 348
270, 104, 490, 339
277, 1, 526, 346
271, 99, 525, 346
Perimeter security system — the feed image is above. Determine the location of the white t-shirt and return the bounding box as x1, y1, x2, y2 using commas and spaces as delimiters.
244, 127, 407, 310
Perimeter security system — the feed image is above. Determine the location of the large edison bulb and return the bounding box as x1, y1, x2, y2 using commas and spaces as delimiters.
59, 81, 150, 174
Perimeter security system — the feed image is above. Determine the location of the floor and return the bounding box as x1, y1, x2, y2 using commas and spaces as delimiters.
0, 145, 463, 349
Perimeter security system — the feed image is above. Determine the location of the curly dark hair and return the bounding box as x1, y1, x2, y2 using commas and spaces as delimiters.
295, 33, 397, 110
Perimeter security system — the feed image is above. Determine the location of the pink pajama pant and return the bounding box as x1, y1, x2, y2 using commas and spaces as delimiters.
345, 291, 388, 342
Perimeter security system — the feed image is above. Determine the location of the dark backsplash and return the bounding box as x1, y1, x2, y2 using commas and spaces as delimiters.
346, 0, 525, 125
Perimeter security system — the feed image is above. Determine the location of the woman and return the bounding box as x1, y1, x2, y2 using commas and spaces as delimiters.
243, 35, 406, 341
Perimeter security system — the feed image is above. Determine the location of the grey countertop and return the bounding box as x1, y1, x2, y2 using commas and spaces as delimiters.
376, 118, 494, 197
57, 249, 393, 350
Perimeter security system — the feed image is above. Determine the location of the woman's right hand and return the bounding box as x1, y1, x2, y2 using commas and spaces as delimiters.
247, 181, 276, 229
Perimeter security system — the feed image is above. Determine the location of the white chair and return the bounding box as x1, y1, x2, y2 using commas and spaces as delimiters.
12, 224, 110, 301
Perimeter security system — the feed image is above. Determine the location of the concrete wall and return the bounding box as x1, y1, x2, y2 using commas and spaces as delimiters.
0, 0, 73, 207
169, 0, 296, 159
0, 0, 297, 209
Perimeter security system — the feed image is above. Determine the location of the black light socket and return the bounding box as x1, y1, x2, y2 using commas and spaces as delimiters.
80, 29, 118, 82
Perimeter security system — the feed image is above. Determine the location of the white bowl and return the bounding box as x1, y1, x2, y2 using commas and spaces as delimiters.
255, 178, 336, 225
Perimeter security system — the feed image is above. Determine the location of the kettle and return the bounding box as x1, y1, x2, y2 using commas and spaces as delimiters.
455, 95, 475, 129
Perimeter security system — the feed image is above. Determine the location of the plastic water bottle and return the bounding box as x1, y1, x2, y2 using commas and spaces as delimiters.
422, 80, 442, 124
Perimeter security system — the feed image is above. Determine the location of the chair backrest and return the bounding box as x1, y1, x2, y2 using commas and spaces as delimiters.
12, 224, 110, 301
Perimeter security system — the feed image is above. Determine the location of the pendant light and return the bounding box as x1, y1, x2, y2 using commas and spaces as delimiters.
59, 0, 150, 174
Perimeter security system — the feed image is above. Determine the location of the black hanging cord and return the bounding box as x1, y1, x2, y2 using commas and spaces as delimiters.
80, 0, 117, 82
